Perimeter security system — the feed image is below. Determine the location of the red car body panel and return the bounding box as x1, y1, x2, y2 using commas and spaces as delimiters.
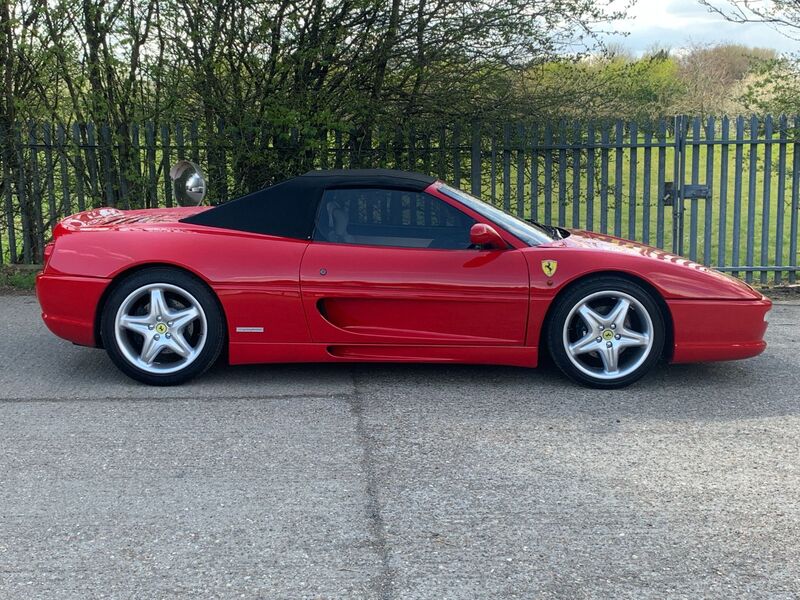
36, 182, 771, 369
667, 299, 769, 362
299, 243, 530, 344
37, 274, 108, 347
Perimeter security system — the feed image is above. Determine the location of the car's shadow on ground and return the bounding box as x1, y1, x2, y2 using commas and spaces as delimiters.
13, 334, 798, 422
338, 357, 795, 417
209, 351, 798, 422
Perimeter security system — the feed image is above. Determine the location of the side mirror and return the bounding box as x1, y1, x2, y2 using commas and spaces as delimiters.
470, 223, 506, 249
169, 160, 207, 206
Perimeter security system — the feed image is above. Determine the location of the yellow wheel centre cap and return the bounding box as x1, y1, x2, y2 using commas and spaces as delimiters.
155, 323, 168, 334
602, 329, 614, 341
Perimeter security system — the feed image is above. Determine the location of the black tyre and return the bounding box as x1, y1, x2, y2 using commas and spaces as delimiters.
546, 276, 665, 389
100, 268, 225, 385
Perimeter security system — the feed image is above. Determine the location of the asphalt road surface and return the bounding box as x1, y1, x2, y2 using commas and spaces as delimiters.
1, 294, 799, 599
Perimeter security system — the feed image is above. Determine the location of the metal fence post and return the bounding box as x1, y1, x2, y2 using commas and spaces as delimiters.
790, 116, 800, 284
717, 116, 729, 270
1, 124, 17, 263
56, 124, 71, 218
517, 124, 526, 219
672, 115, 686, 255
571, 120, 581, 228
585, 122, 595, 232
746, 115, 759, 284
28, 122, 44, 261
703, 116, 715, 267
656, 118, 667, 249
559, 120, 568, 227
529, 124, 539, 222
503, 123, 511, 212
452, 123, 461, 188
760, 115, 773, 284
471, 120, 481, 198
774, 115, 787, 284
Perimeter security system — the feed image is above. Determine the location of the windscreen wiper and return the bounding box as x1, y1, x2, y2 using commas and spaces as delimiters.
529, 220, 563, 240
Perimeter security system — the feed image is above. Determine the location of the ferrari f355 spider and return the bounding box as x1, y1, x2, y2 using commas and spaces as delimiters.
36, 168, 771, 387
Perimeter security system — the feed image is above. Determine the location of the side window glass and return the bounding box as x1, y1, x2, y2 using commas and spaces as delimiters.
313, 188, 475, 249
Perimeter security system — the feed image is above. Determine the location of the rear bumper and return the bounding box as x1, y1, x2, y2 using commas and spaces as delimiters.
668, 295, 771, 363
36, 273, 111, 347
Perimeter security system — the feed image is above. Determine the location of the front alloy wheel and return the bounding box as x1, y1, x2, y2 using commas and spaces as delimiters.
548, 277, 664, 388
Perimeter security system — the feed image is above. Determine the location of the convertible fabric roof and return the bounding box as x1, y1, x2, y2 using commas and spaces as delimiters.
181, 169, 437, 239
300, 169, 435, 190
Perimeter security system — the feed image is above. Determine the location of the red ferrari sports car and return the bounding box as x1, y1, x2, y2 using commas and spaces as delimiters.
36, 168, 771, 388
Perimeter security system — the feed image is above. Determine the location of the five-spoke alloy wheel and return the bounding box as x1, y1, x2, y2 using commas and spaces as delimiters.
101, 268, 225, 385
547, 276, 665, 388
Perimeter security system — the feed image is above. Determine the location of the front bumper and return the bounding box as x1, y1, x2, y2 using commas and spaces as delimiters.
668, 295, 771, 363
36, 273, 111, 347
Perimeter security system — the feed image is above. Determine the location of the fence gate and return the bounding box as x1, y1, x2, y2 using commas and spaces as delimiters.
658, 115, 798, 284
670, 115, 714, 259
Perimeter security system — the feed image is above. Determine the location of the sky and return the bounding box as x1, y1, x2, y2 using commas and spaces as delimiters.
607, 0, 800, 55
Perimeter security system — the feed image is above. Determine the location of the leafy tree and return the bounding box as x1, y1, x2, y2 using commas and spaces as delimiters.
1, 0, 630, 192
674, 44, 776, 117
738, 56, 800, 114
698, 1, 800, 114
519, 50, 684, 121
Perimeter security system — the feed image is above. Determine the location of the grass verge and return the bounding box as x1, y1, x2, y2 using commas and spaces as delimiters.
0, 265, 39, 294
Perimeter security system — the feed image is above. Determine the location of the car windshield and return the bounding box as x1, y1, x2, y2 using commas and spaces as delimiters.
437, 183, 558, 246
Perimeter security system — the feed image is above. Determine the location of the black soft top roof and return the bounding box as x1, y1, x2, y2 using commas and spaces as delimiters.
181, 169, 437, 239
299, 169, 435, 189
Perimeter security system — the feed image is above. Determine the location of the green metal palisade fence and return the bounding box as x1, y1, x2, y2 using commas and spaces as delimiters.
0, 116, 798, 283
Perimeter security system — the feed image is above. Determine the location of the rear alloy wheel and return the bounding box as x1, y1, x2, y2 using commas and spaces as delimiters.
101, 268, 225, 385
547, 277, 664, 388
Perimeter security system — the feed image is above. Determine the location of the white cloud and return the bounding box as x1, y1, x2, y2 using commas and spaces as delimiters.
607, 0, 800, 54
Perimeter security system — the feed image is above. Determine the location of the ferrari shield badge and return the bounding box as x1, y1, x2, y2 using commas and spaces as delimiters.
541, 260, 558, 277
